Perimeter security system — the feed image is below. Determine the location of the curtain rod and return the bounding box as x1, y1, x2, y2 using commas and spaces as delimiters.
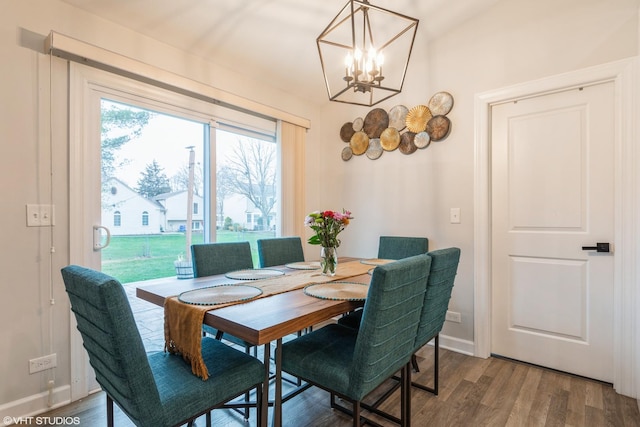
45, 31, 311, 129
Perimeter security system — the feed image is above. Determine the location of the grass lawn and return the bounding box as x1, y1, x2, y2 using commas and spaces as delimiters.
101, 230, 275, 283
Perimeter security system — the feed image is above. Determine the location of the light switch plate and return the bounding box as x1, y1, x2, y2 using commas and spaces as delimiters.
26, 204, 55, 227
450, 207, 461, 224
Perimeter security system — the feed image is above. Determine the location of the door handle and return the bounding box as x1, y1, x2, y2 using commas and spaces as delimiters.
93, 225, 111, 251
581, 242, 610, 253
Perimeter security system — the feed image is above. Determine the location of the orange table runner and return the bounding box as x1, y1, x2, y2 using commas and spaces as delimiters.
164, 260, 372, 379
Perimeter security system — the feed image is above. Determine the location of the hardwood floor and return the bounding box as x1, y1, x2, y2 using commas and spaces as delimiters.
39, 345, 640, 427
38, 282, 639, 426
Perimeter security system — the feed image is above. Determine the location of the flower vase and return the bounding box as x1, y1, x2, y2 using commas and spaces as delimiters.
320, 246, 338, 276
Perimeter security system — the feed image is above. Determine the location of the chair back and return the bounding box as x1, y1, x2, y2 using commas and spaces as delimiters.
257, 237, 305, 267
415, 247, 460, 348
61, 265, 162, 424
349, 254, 432, 400
191, 241, 253, 277
377, 236, 429, 260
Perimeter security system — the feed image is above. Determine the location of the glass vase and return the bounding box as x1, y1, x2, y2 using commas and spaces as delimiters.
320, 246, 338, 276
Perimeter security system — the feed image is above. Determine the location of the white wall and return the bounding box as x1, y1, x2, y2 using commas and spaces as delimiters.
316, 0, 638, 346
1, 0, 638, 419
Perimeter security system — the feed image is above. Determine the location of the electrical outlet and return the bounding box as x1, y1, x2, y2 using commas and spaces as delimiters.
445, 310, 462, 323
29, 353, 57, 374
26, 204, 55, 227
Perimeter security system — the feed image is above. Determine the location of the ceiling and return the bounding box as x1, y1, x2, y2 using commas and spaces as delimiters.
59, 0, 499, 103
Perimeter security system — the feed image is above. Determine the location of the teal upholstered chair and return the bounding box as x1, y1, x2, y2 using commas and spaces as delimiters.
191, 241, 254, 278
61, 265, 265, 427
191, 242, 254, 345
281, 254, 432, 427
377, 236, 429, 260
337, 236, 430, 330
339, 248, 460, 397
257, 237, 305, 268
411, 247, 460, 395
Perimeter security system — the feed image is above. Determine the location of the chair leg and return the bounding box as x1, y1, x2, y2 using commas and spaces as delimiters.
411, 353, 419, 372
243, 345, 251, 420
401, 363, 412, 427
411, 334, 439, 395
106, 395, 114, 427
256, 383, 264, 427
353, 400, 361, 427
433, 334, 439, 395
206, 411, 211, 427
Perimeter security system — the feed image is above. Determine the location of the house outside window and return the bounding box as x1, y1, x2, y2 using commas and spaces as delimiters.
114, 211, 121, 227
142, 211, 149, 226
193, 202, 198, 214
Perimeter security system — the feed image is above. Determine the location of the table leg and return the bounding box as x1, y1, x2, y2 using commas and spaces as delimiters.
272, 338, 283, 427
261, 343, 270, 427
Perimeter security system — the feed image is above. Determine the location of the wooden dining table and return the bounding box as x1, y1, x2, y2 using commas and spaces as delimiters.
134, 258, 372, 427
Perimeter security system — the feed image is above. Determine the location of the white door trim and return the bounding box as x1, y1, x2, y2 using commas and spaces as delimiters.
474, 57, 638, 397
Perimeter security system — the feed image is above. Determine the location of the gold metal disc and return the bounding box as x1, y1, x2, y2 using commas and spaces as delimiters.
380, 127, 400, 151
405, 105, 432, 133
350, 131, 369, 155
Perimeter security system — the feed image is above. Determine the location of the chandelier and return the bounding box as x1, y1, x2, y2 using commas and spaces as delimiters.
317, 0, 419, 106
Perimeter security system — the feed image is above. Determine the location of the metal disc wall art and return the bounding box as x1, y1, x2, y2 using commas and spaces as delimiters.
340, 122, 355, 143
380, 127, 400, 151
363, 108, 389, 138
352, 117, 364, 131
414, 131, 431, 149
341, 146, 353, 161
388, 105, 409, 131
405, 105, 432, 133
338, 91, 453, 161
399, 132, 418, 155
350, 131, 369, 155
427, 91, 454, 116
366, 138, 383, 160
426, 115, 451, 141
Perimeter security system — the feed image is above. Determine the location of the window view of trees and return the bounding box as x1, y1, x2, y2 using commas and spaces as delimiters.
100, 101, 152, 185
99, 99, 278, 283
136, 160, 172, 198
219, 135, 277, 231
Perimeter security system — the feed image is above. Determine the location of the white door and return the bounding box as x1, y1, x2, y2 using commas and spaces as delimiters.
491, 82, 614, 382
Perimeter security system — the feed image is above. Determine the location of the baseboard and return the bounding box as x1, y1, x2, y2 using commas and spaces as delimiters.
0, 384, 71, 425
439, 334, 476, 356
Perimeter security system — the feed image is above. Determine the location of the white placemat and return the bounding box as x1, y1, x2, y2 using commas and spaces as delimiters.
359, 258, 394, 266
285, 261, 321, 270
178, 284, 263, 305
303, 281, 369, 301
225, 268, 285, 280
